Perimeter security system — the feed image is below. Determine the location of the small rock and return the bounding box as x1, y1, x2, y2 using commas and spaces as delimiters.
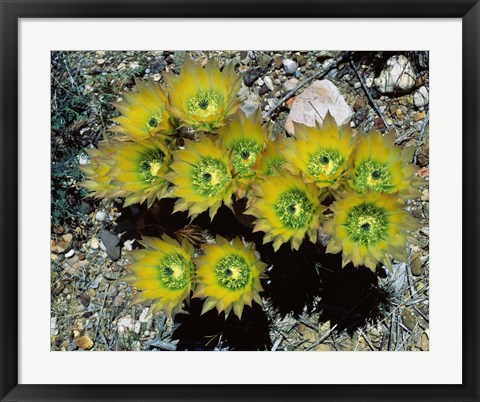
401, 308, 416, 331
257, 53, 273, 70
99, 230, 121, 261
417, 154, 429, 167
243, 67, 262, 87
129, 61, 140, 70
410, 253, 423, 276
95, 210, 107, 222
149, 60, 166, 74
295, 54, 308, 66
50, 317, 59, 336
117, 315, 133, 335
282, 59, 297, 75
282, 78, 298, 92
264, 76, 274, 91
274, 56, 283, 70
51, 233, 73, 254
354, 82, 361, 89
315, 344, 332, 351
416, 332, 429, 351
374, 55, 416, 95
65, 249, 75, 259
153, 73, 161, 82
316, 51, 336, 61
97, 59, 105, 65
259, 85, 269, 95
285, 80, 353, 135
414, 86, 429, 108
90, 237, 99, 250
352, 97, 366, 112
76, 335, 94, 350
413, 111, 426, 122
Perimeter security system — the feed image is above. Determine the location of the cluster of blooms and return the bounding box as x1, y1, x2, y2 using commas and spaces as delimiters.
81, 56, 422, 319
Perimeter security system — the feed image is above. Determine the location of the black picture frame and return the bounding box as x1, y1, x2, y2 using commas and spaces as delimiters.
1, 1, 479, 401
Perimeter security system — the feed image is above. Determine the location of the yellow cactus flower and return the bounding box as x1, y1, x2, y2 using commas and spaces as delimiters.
349, 130, 422, 200
193, 236, 267, 319
125, 236, 195, 316
323, 192, 419, 271
163, 57, 241, 132
80, 137, 171, 207
253, 134, 292, 178
245, 173, 326, 251
219, 110, 269, 197
166, 136, 235, 220
221, 111, 268, 177
111, 78, 175, 140
282, 113, 355, 189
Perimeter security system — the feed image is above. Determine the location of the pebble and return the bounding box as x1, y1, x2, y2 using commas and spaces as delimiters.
282, 78, 298, 92
243, 66, 262, 87
282, 59, 297, 75
95, 210, 107, 222
90, 237, 99, 250
97, 59, 105, 65
354, 82, 361, 89
65, 249, 75, 259
264, 76, 274, 91
76, 335, 94, 350
374, 55, 416, 95
153, 73, 161, 82
413, 86, 429, 108
401, 308, 417, 331
413, 111, 426, 121
99, 230, 121, 261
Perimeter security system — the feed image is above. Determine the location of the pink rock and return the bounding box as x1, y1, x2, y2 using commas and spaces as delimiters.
285, 80, 353, 135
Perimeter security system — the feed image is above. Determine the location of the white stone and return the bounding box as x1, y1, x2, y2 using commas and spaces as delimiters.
95, 210, 107, 222
90, 237, 99, 250
414, 86, 429, 108
285, 79, 353, 135
282, 59, 297, 75
65, 249, 75, 259
117, 315, 132, 335
264, 76, 274, 91
373, 55, 416, 95
255, 77, 264, 86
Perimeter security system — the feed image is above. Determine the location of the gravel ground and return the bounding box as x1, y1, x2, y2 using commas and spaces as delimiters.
50, 50, 429, 351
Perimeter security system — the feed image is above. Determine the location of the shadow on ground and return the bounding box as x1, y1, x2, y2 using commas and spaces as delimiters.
116, 200, 393, 348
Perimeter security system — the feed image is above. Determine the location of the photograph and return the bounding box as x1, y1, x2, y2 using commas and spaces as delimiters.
50, 50, 430, 352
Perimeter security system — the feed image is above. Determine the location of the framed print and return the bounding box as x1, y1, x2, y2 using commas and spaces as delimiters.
1, 1, 479, 401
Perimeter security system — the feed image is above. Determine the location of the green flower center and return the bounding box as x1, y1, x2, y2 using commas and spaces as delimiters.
146, 109, 165, 132
307, 148, 345, 183
215, 254, 250, 290
231, 140, 261, 177
344, 203, 388, 246
139, 149, 166, 184
157, 253, 191, 290
275, 189, 313, 229
265, 158, 285, 176
191, 157, 230, 198
187, 90, 224, 119
354, 160, 394, 192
